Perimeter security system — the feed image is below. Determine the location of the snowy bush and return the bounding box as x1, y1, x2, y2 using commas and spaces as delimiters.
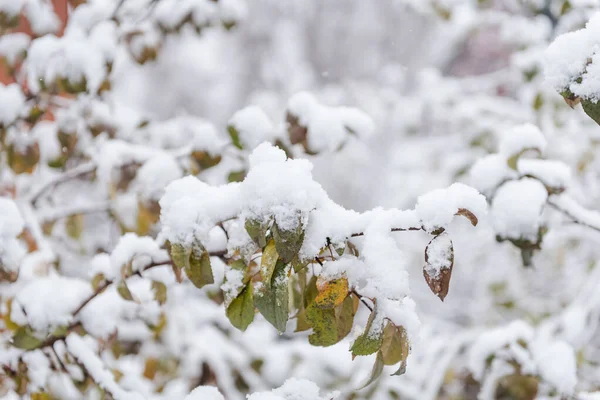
4, 0, 600, 399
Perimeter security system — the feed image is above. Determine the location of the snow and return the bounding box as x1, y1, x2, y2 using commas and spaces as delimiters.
549, 193, 600, 231
0, 197, 24, 238
25, 34, 107, 94
139, 116, 226, 154
134, 154, 183, 201
22, 350, 51, 390
107, 233, 168, 280
0, 84, 25, 127
545, 12, 600, 100
154, 0, 217, 30
185, 386, 225, 400
491, 178, 548, 242
0, 0, 23, 16
469, 154, 516, 196
32, 120, 62, 163
498, 123, 546, 158
468, 320, 534, 380
66, 334, 146, 400
581, 393, 600, 400
415, 183, 487, 233
221, 267, 245, 304
219, 0, 249, 23
11, 276, 92, 332
530, 338, 577, 395
0, 33, 30, 66
79, 279, 162, 339
247, 378, 339, 400
287, 91, 375, 153
92, 139, 160, 185
242, 143, 323, 231
517, 159, 571, 190
24, 0, 61, 35
160, 176, 243, 247
424, 232, 453, 279
228, 106, 277, 150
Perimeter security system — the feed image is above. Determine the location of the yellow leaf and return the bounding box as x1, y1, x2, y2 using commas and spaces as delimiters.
314, 277, 349, 309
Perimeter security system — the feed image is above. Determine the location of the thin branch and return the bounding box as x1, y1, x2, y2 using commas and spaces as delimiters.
350, 226, 422, 237
26, 251, 224, 351
38, 202, 110, 222
28, 162, 97, 205
548, 194, 600, 233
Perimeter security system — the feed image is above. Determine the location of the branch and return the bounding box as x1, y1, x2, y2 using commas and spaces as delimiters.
350, 226, 423, 237
28, 250, 226, 351
548, 194, 600, 233
28, 162, 97, 205
37, 202, 111, 222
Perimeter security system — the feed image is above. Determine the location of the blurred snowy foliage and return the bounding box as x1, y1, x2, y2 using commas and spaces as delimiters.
2, 0, 600, 399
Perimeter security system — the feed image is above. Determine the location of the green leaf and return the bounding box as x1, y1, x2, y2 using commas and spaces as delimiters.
228, 170, 246, 183
91, 273, 105, 291
495, 375, 539, 400
260, 240, 279, 286
307, 293, 355, 346
295, 308, 312, 332
11, 326, 42, 350
117, 280, 135, 301
245, 218, 269, 248
506, 149, 541, 171
152, 281, 167, 305
170, 243, 191, 269
351, 307, 384, 357
226, 283, 255, 331
186, 248, 214, 288
272, 220, 305, 263
228, 125, 243, 149
582, 99, 600, 126
381, 323, 409, 365
307, 304, 337, 346
391, 360, 407, 376
357, 351, 385, 390
335, 295, 355, 340
254, 260, 289, 333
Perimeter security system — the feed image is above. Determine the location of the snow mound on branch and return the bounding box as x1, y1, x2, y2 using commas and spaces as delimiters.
287, 91, 375, 152
490, 178, 547, 241
415, 183, 487, 233
544, 12, 600, 101
517, 159, 571, 190
0, 33, 30, 66
247, 378, 339, 400
0, 84, 25, 127
498, 123, 546, 157
25, 34, 107, 94
104, 233, 167, 280
185, 386, 224, 400
134, 154, 183, 201
468, 320, 534, 380
228, 105, 278, 149
11, 276, 92, 332
469, 154, 516, 196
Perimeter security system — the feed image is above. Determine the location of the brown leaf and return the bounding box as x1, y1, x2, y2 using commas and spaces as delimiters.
423, 233, 454, 301
455, 208, 478, 226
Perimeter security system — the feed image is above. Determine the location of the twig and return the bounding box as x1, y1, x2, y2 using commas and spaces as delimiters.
26, 251, 223, 352
350, 226, 422, 237
28, 162, 97, 205
548, 194, 600, 233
